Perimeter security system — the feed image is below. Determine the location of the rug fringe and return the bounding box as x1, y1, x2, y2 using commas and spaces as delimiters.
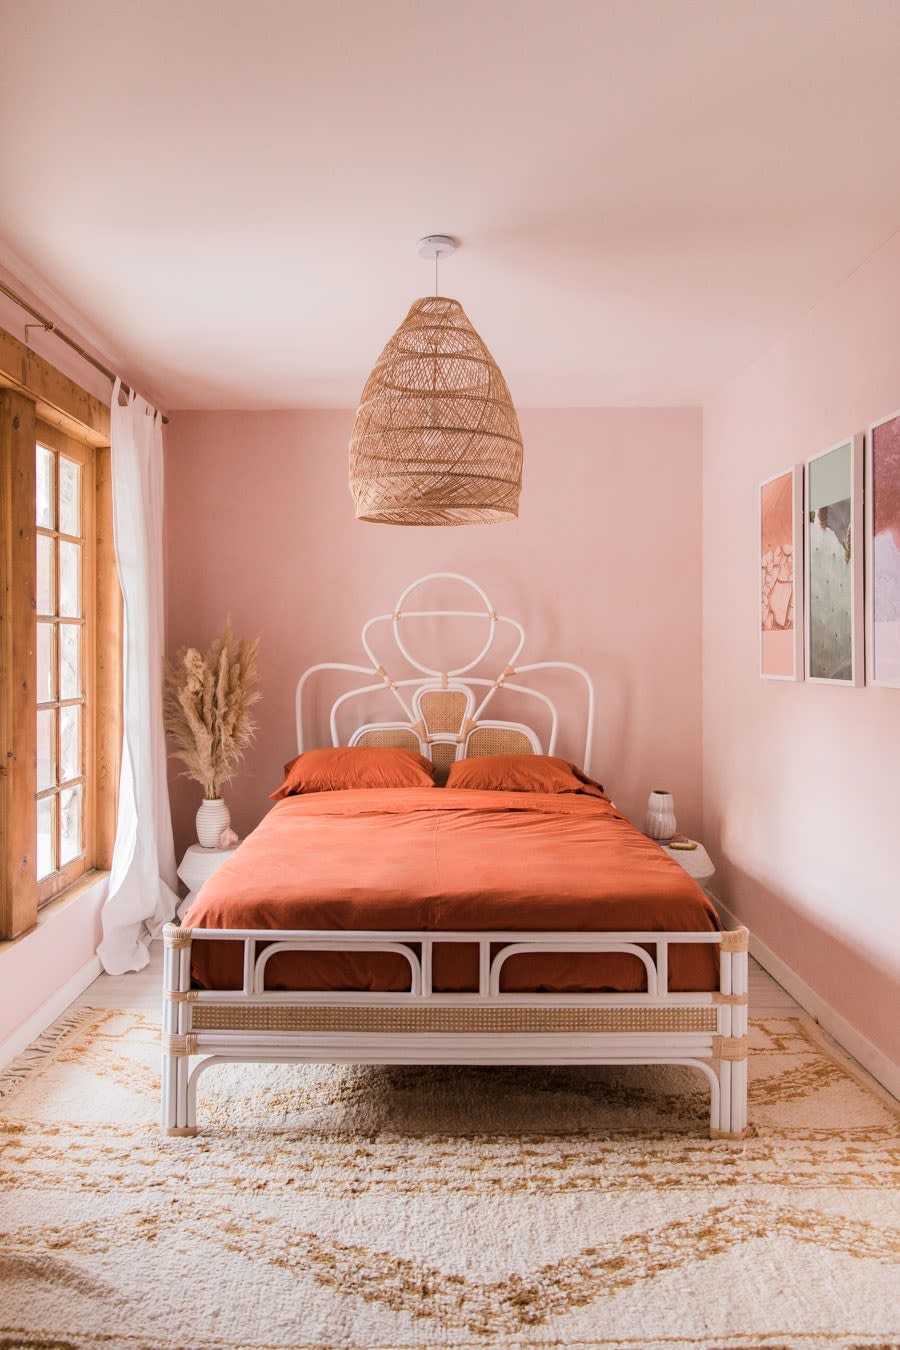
0, 1004, 100, 1100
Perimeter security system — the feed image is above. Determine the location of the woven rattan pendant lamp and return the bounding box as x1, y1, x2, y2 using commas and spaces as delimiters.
349, 236, 523, 525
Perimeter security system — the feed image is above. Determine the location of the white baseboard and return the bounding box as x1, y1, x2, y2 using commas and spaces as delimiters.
0, 954, 102, 1070
713, 893, 899, 1100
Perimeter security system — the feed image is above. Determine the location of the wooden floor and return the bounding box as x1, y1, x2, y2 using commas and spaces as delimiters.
748, 956, 803, 1016
73, 944, 803, 1017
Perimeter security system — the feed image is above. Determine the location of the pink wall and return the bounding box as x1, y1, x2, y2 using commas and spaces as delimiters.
703, 231, 900, 1066
0, 878, 105, 1048
165, 407, 702, 861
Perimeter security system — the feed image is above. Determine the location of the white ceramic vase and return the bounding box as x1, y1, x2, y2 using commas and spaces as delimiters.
644, 789, 676, 842
196, 797, 231, 848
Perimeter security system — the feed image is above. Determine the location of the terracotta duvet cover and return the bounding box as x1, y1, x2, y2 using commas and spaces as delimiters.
183, 788, 721, 992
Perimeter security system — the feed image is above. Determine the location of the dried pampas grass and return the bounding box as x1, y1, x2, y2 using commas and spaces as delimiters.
164, 622, 260, 799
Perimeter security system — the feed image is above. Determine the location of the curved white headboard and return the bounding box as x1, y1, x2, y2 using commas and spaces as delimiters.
296, 573, 594, 777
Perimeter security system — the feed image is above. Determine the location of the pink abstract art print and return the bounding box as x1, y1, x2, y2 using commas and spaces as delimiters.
867, 410, 900, 687
760, 467, 802, 679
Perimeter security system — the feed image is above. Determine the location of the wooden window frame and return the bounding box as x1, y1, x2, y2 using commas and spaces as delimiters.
34, 422, 95, 904
0, 363, 121, 940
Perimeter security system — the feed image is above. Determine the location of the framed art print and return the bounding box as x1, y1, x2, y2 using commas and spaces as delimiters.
866, 409, 900, 687
760, 466, 803, 679
805, 434, 864, 685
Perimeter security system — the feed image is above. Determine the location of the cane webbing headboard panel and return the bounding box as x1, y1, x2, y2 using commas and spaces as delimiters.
354, 728, 422, 753
296, 573, 595, 774
465, 726, 535, 759
429, 741, 458, 784
418, 689, 469, 735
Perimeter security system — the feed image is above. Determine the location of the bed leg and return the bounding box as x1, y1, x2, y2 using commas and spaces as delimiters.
728, 938, 749, 1137
169, 1067, 197, 1138
161, 924, 198, 1138
710, 927, 750, 1140
730, 1058, 748, 1136
710, 1057, 748, 1139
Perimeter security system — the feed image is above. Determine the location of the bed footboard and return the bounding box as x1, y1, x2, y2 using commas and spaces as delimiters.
161, 924, 749, 1140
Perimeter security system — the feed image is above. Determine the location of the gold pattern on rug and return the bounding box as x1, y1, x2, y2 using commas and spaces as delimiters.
0, 1009, 897, 1349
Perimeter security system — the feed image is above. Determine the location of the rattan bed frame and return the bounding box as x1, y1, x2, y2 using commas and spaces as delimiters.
161, 574, 748, 1139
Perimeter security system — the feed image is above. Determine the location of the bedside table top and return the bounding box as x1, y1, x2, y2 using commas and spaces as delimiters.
660, 840, 715, 882
177, 843, 237, 887
181, 842, 236, 860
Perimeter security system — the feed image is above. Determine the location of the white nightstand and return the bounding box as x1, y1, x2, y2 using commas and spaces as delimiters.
660, 840, 715, 889
177, 843, 237, 918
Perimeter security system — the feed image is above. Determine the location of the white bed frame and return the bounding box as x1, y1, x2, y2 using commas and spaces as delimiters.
162, 574, 749, 1139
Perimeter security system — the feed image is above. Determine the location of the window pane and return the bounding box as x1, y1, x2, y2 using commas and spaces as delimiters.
36, 708, 57, 791
37, 622, 56, 703
60, 623, 81, 699
60, 784, 82, 865
37, 796, 56, 880
37, 534, 55, 616
59, 457, 81, 537
60, 704, 81, 783
36, 445, 54, 528
59, 540, 81, 618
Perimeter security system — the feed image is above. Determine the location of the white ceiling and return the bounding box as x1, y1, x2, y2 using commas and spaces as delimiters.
0, 0, 898, 411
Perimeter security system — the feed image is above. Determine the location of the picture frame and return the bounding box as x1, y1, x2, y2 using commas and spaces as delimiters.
804, 434, 864, 686
759, 466, 803, 680
866, 408, 900, 688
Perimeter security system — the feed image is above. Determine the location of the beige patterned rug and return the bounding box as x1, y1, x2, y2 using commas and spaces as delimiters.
0, 1009, 898, 1350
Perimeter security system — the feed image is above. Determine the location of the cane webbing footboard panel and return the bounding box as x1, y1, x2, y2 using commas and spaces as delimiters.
190, 1003, 720, 1035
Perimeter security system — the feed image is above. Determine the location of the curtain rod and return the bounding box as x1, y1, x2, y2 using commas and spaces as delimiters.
0, 278, 169, 424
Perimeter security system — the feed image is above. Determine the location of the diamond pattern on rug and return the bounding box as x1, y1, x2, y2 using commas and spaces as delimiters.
0, 1009, 898, 1349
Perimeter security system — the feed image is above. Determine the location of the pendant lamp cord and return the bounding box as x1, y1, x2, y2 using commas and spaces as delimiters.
435, 251, 439, 297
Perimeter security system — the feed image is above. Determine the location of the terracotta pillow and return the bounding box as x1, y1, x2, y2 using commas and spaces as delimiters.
271, 746, 435, 799
444, 754, 606, 797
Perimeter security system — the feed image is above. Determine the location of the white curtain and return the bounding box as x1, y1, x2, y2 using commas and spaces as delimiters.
97, 380, 178, 973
